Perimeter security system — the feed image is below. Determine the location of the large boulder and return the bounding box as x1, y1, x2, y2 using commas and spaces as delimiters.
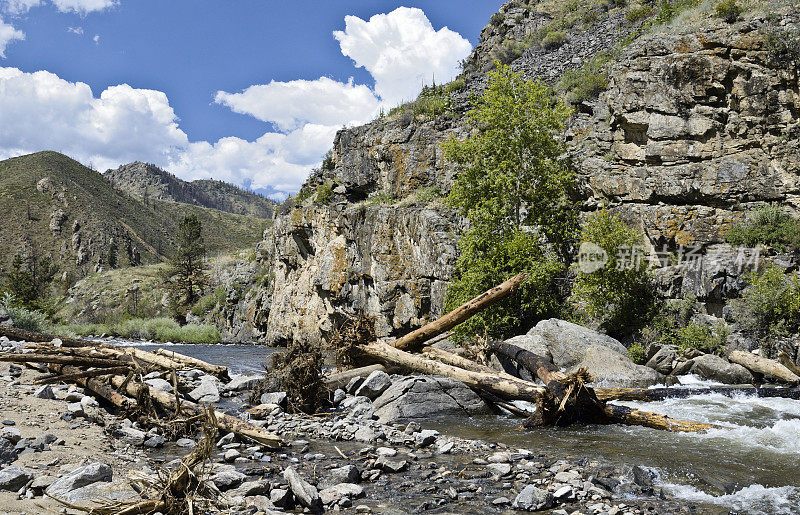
354, 370, 392, 400
0, 465, 33, 491
691, 354, 753, 384
372, 376, 490, 424
46, 462, 113, 500
188, 378, 220, 404
645, 346, 679, 375
568, 345, 661, 388
526, 319, 628, 368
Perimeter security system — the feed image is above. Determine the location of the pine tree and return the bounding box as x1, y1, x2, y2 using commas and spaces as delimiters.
167, 215, 207, 308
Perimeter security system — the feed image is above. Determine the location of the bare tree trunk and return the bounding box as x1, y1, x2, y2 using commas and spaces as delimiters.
0, 353, 130, 368
323, 365, 387, 390
728, 350, 800, 384
155, 348, 229, 380
602, 404, 719, 432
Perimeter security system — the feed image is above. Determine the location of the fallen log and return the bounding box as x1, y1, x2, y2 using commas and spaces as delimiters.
0, 353, 131, 368
390, 274, 527, 352
155, 348, 229, 380
108, 375, 282, 448
323, 364, 386, 390
594, 385, 800, 402
47, 364, 136, 409
34, 366, 132, 385
602, 404, 720, 432
103, 347, 186, 372
421, 346, 518, 380
728, 350, 800, 384
777, 352, 800, 378
0, 325, 100, 348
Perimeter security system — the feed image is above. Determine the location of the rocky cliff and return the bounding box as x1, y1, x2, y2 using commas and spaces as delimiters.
211, 0, 800, 344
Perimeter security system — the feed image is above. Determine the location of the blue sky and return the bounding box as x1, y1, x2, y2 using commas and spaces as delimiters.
0, 0, 503, 197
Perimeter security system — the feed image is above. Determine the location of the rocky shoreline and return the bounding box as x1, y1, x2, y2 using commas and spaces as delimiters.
0, 340, 697, 514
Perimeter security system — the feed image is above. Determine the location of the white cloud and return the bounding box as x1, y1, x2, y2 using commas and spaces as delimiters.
215, 76, 380, 131
92, 33, 98, 43
50, 0, 115, 15
333, 7, 471, 106
67, 25, 83, 34
0, 67, 188, 168
1, 0, 41, 15
0, 17, 23, 57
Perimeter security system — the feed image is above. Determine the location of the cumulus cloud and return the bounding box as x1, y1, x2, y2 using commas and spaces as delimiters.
215, 77, 380, 131
0, 67, 188, 168
1, 0, 42, 15
50, 0, 115, 15
333, 7, 471, 106
0, 18, 23, 58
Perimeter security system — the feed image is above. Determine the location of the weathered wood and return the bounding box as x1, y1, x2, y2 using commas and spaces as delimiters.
390, 274, 527, 352
0, 325, 101, 348
488, 340, 565, 383
777, 352, 800, 378
322, 364, 386, 390
421, 346, 518, 380
103, 347, 186, 372
0, 353, 130, 368
728, 350, 800, 384
47, 364, 135, 408
594, 385, 800, 402
34, 366, 132, 384
108, 375, 282, 448
155, 348, 229, 379
602, 404, 720, 433
359, 342, 548, 402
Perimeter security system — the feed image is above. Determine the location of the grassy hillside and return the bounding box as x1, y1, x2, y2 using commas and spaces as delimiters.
0, 151, 268, 287
106, 162, 276, 219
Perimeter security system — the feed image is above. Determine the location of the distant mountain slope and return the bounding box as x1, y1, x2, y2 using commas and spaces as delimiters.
0, 151, 269, 283
105, 162, 275, 219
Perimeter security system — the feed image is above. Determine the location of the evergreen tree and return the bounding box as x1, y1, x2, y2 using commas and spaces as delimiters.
167, 215, 207, 308
443, 63, 577, 342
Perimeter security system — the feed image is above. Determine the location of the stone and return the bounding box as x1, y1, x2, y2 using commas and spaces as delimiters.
231, 480, 270, 497
487, 463, 512, 478
284, 466, 321, 510
319, 483, 364, 505
117, 427, 146, 446
645, 346, 679, 375
526, 319, 628, 368
553, 485, 574, 499
144, 378, 173, 393
415, 429, 439, 447
354, 370, 392, 400
33, 385, 55, 399
325, 465, 361, 487
353, 426, 377, 443
691, 354, 753, 384
60, 480, 137, 504
374, 455, 408, 473
568, 345, 661, 387
260, 391, 287, 406
46, 462, 113, 499
176, 438, 196, 448
224, 449, 241, 463
0, 465, 33, 491
554, 470, 580, 483
372, 376, 490, 424
270, 487, 292, 508
29, 475, 56, 491
1, 427, 22, 443
0, 438, 18, 465
144, 435, 165, 448
375, 447, 397, 457
188, 379, 220, 404
332, 388, 347, 405
513, 485, 554, 511
223, 375, 261, 392
210, 468, 246, 490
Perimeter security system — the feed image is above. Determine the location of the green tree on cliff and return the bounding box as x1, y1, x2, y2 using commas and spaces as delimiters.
444, 62, 577, 342
166, 215, 207, 310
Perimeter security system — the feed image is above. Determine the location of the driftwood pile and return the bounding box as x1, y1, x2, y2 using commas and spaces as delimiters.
326, 274, 800, 433
0, 325, 282, 449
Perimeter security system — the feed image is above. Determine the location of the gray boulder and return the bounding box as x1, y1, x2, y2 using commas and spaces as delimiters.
260, 391, 287, 406
0, 465, 33, 491
513, 485, 554, 511
645, 346, 679, 375
354, 370, 392, 400
319, 483, 364, 505
34, 385, 56, 399
284, 466, 321, 511
210, 467, 246, 490
46, 462, 112, 499
0, 437, 18, 465
568, 345, 661, 387
60, 480, 137, 504
144, 378, 173, 393
372, 376, 490, 424
526, 319, 628, 368
188, 379, 220, 404
223, 375, 261, 392
691, 354, 753, 384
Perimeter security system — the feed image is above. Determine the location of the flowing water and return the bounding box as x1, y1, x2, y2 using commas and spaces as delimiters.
126, 342, 800, 514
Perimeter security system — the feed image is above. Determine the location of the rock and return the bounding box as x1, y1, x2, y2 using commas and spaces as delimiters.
414, 429, 439, 447
117, 427, 146, 446
319, 483, 364, 505
188, 379, 220, 404
176, 438, 196, 448
553, 485, 573, 499
1, 427, 21, 443
283, 466, 321, 511
372, 375, 490, 423
270, 487, 293, 508
353, 426, 377, 443
325, 465, 361, 487
30, 433, 57, 451
332, 388, 346, 405
60, 480, 137, 504
224, 449, 241, 463
144, 435, 165, 448
34, 385, 55, 399
513, 485, 554, 511
487, 463, 512, 478
46, 462, 112, 499
144, 378, 173, 393
568, 345, 661, 387
374, 455, 408, 473
354, 370, 392, 400
231, 480, 270, 497
346, 376, 365, 394
0, 465, 33, 491
554, 470, 580, 482
0, 438, 18, 465
691, 354, 753, 384
260, 391, 287, 406
526, 319, 628, 368
645, 346, 679, 375
223, 375, 261, 392
29, 475, 56, 491
340, 395, 375, 419
210, 468, 246, 490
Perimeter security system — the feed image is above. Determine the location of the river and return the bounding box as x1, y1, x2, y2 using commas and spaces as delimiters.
122, 341, 800, 514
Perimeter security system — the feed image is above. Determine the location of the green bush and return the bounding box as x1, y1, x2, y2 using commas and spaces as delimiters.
570, 210, 655, 337
736, 265, 800, 337
628, 341, 647, 364
724, 205, 800, 250
190, 286, 226, 317
715, 0, 741, 23
315, 183, 334, 204
55, 317, 222, 343
558, 53, 612, 104
321, 150, 335, 171
415, 186, 443, 204
674, 321, 729, 354
541, 30, 568, 50
0, 293, 49, 332
626, 3, 654, 22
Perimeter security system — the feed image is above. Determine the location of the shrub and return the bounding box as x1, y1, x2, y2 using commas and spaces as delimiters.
626, 3, 654, 22
315, 183, 334, 204
321, 150, 335, 171
736, 265, 800, 337
54, 317, 222, 343
444, 78, 466, 95
0, 293, 49, 332
558, 53, 612, 104
490, 38, 528, 64
724, 204, 800, 250
674, 321, 729, 354
541, 30, 568, 50
570, 210, 655, 337
715, 0, 741, 23
628, 341, 647, 364
415, 186, 443, 204
190, 286, 226, 317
